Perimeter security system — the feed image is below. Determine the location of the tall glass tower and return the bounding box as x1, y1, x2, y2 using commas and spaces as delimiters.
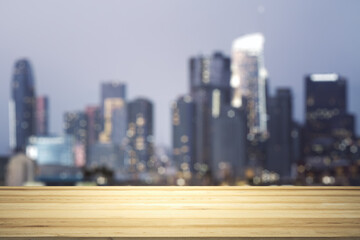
100, 82, 127, 144
231, 33, 268, 141
101, 82, 126, 120
172, 95, 196, 174
9, 59, 36, 150
99, 98, 127, 144
127, 98, 154, 172
304, 73, 354, 156
267, 88, 293, 178
184, 51, 248, 184
189, 52, 231, 171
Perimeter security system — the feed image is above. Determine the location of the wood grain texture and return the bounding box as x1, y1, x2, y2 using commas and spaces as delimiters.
0, 186, 359, 239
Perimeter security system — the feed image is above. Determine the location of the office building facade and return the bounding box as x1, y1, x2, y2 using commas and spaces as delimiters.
9, 59, 36, 150
26, 135, 75, 166
230, 33, 268, 141
36, 96, 49, 136
189, 52, 231, 176
304, 73, 355, 174
172, 95, 196, 174
64, 111, 87, 167
127, 98, 154, 172
85, 106, 102, 146
267, 88, 293, 178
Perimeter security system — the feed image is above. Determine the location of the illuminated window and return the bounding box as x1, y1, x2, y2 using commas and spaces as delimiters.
181, 135, 188, 143
136, 116, 145, 126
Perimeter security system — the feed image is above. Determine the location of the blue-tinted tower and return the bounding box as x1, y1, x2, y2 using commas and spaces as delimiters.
9, 59, 36, 151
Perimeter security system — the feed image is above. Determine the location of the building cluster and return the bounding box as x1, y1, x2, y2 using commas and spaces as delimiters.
58, 83, 161, 185
8, 60, 172, 185
4, 32, 360, 186
172, 33, 360, 186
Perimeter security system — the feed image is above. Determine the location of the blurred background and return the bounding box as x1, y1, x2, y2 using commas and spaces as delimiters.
1, 0, 360, 186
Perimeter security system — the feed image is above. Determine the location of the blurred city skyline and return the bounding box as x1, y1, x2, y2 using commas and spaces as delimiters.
1, 0, 360, 155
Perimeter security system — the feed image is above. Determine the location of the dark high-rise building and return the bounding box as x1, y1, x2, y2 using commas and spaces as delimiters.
267, 88, 293, 178
190, 52, 231, 94
36, 96, 49, 136
172, 95, 196, 174
85, 106, 101, 146
101, 82, 126, 107
64, 111, 87, 167
127, 98, 154, 172
0, 155, 10, 186
189, 52, 231, 177
304, 73, 355, 175
291, 122, 303, 170
306, 74, 347, 130
305, 74, 353, 150
211, 105, 247, 183
9, 59, 36, 151
331, 114, 355, 140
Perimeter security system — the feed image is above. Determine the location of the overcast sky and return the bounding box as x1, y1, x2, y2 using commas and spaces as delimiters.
1, 0, 360, 154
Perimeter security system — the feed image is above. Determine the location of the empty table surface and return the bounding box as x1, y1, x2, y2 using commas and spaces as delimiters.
0, 186, 359, 239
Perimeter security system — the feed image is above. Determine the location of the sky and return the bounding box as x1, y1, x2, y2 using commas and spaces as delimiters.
1, 0, 360, 155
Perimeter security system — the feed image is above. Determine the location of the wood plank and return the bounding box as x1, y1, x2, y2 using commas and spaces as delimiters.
0, 186, 359, 238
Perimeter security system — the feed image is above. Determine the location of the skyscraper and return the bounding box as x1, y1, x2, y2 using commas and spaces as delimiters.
99, 98, 127, 145
172, 95, 196, 174
305, 74, 353, 151
101, 82, 126, 100
304, 73, 355, 175
101, 82, 126, 120
36, 96, 49, 136
305, 73, 347, 135
190, 52, 231, 95
127, 98, 154, 172
64, 111, 87, 167
189, 52, 231, 177
230, 33, 268, 141
267, 88, 293, 178
211, 105, 247, 183
9, 59, 36, 150
100, 82, 127, 145
64, 111, 87, 146
85, 106, 101, 146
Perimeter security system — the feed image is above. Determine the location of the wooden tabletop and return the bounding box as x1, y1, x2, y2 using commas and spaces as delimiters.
0, 186, 359, 239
